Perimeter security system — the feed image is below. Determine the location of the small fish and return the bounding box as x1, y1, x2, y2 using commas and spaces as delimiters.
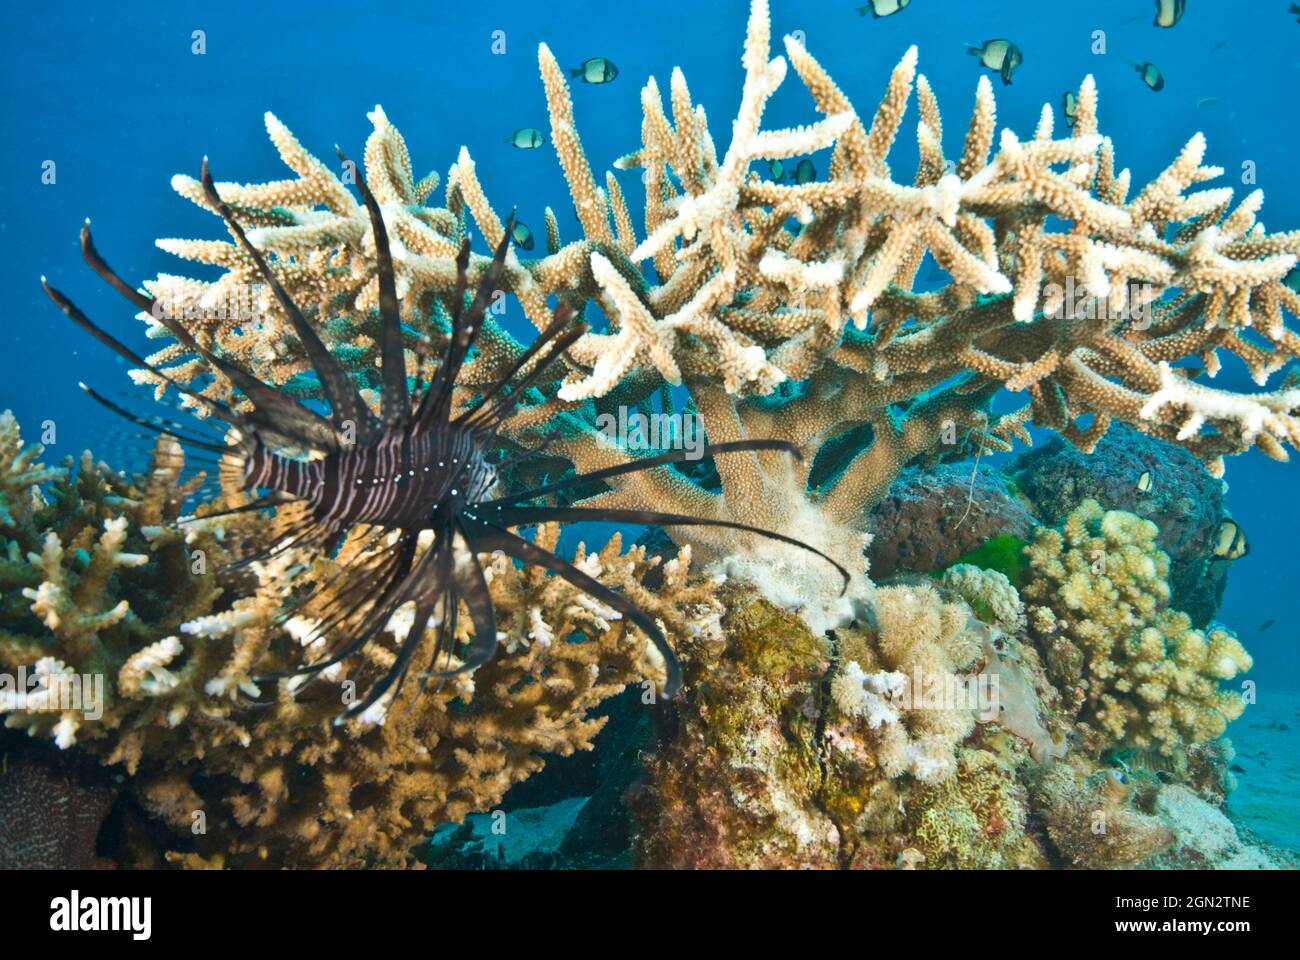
857, 0, 911, 17
792, 157, 816, 184
505, 128, 544, 149
1154, 0, 1186, 28
569, 57, 618, 84
1062, 91, 1078, 128
1259, 618, 1277, 632
966, 40, 1023, 86
1136, 61, 1165, 91
1136, 470, 1154, 494
1195, 97, 1222, 109
768, 159, 785, 181
1283, 265, 1300, 293
510, 220, 535, 251
1210, 40, 1229, 53
1212, 518, 1250, 560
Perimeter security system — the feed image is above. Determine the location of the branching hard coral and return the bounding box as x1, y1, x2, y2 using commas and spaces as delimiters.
0, 414, 717, 867
124, 0, 1300, 633
1022, 499, 1251, 766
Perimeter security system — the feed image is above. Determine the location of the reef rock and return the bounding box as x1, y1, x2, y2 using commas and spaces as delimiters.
0, 736, 118, 869
630, 583, 842, 869
867, 463, 1037, 580
1009, 425, 1228, 624
1150, 785, 1277, 869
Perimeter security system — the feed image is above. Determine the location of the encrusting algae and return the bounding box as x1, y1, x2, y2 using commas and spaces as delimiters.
2, 0, 1293, 869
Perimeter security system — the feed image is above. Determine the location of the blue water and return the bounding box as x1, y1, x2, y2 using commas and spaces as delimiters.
1, 0, 1297, 689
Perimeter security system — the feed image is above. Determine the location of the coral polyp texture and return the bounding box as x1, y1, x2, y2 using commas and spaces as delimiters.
1022, 499, 1252, 767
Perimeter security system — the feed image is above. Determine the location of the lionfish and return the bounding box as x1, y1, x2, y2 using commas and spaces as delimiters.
42, 152, 848, 717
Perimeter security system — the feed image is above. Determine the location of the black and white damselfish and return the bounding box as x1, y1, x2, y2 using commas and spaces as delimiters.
41, 153, 848, 718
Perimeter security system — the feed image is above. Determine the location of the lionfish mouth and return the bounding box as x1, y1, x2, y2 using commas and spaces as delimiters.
42, 149, 850, 718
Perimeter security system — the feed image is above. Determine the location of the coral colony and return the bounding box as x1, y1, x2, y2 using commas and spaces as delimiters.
2, 0, 1297, 868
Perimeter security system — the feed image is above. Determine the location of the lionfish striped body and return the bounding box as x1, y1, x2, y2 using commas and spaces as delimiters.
43, 152, 847, 718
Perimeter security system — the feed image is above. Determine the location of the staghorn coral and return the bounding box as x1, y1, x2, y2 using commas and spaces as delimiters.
0, 413, 717, 867
123, 0, 1300, 631
1023, 499, 1252, 767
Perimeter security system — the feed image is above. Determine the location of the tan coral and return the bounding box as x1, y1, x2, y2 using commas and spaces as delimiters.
1023, 499, 1252, 766
0, 417, 719, 867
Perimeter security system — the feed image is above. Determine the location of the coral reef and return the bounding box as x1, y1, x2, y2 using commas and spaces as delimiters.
0, 413, 716, 867
940, 563, 1026, 633
1010, 424, 1230, 622
632, 579, 1062, 869
10, 0, 1292, 871
126, 0, 1299, 629
866, 462, 1036, 580
630, 582, 841, 869
1022, 499, 1252, 768
831, 583, 981, 783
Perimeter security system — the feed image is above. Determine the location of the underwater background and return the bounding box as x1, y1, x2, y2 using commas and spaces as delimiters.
1, 0, 1298, 863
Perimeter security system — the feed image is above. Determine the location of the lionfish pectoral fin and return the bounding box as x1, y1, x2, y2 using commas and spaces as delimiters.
443, 523, 499, 673
342, 598, 437, 719
199, 158, 380, 442
480, 439, 805, 507
466, 519, 683, 697
255, 533, 420, 686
